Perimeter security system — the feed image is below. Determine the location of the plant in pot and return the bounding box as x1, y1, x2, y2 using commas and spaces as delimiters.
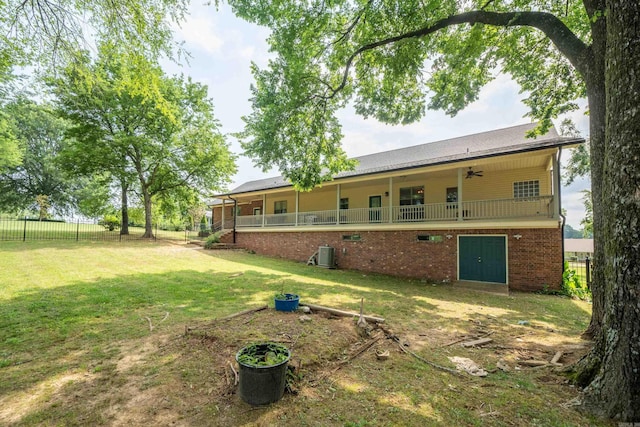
274, 293, 300, 312
236, 342, 291, 405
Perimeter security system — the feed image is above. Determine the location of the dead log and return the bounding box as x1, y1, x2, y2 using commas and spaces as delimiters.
299, 303, 385, 323
461, 337, 493, 348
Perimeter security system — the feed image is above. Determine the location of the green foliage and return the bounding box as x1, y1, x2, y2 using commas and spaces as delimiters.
236, 343, 289, 367
52, 45, 237, 235
229, 0, 591, 189
0, 99, 75, 215
99, 214, 120, 231
0, 0, 189, 80
562, 261, 591, 301
203, 232, 222, 248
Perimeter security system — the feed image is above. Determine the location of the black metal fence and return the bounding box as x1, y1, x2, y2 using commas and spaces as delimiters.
566, 255, 592, 288
0, 216, 205, 243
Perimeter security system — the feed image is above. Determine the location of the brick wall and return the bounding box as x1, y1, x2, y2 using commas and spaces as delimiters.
221, 227, 563, 292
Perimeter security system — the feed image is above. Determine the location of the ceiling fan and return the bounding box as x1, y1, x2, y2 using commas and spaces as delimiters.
465, 167, 484, 179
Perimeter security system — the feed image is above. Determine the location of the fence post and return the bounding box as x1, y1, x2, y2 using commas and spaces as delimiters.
23, 216, 27, 242
585, 256, 591, 289
76, 219, 80, 241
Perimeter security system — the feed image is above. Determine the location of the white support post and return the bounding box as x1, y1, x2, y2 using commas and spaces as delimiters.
295, 191, 299, 226
457, 168, 463, 221
552, 153, 560, 218
262, 194, 266, 227
221, 200, 226, 229
388, 177, 393, 223
336, 184, 341, 225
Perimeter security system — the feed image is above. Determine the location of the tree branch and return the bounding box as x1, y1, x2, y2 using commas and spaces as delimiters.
326, 10, 590, 99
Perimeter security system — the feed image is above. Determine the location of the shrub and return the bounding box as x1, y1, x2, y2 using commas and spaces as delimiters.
99, 214, 120, 231
561, 261, 591, 300
204, 232, 222, 249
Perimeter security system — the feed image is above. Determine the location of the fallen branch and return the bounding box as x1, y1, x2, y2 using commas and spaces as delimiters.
386, 332, 463, 377
299, 303, 385, 323
228, 361, 239, 385
462, 337, 493, 348
219, 305, 268, 322
186, 305, 269, 333
160, 312, 170, 323
519, 360, 549, 367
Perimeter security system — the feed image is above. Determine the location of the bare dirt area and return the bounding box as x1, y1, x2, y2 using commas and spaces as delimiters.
93, 305, 600, 427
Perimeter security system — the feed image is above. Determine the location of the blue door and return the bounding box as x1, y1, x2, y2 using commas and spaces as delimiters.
459, 236, 507, 284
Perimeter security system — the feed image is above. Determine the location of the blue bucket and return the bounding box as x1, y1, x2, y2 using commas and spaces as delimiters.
274, 294, 300, 312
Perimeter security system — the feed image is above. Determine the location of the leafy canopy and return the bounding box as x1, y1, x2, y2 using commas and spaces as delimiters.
230, 0, 590, 189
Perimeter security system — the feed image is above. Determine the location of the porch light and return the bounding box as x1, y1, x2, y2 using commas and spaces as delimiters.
445, 234, 453, 240
513, 234, 522, 240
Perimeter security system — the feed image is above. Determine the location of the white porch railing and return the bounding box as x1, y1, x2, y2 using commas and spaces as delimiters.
231, 196, 554, 229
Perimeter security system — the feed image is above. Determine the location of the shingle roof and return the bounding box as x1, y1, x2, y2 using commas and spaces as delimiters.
221, 122, 583, 197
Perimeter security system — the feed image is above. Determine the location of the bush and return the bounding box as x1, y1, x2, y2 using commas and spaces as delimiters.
561, 261, 591, 300
99, 214, 120, 231
204, 232, 222, 249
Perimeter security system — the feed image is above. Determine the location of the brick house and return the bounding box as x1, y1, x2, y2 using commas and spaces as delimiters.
210, 123, 584, 292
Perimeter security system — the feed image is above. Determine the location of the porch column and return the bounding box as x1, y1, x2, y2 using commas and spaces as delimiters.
388, 177, 393, 223
552, 153, 560, 218
457, 168, 463, 221
262, 194, 266, 227
295, 191, 299, 226
336, 184, 341, 225
221, 200, 225, 229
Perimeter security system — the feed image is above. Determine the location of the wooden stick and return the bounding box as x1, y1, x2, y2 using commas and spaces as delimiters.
550, 351, 563, 365
160, 312, 170, 323
299, 303, 385, 323
228, 361, 239, 385
219, 305, 268, 322
144, 316, 153, 332
519, 360, 549, 367
461, 337, 493, 348
385, 333, 463, 377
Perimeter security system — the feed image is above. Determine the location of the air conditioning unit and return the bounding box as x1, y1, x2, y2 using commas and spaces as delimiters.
317, 245, 336, 269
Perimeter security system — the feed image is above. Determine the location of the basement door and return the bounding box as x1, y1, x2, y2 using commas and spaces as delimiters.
458, 235, 507, 284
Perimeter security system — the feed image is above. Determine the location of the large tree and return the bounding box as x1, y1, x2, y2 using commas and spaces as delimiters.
0, 98, 74, 215
53, 48, 236, 238
229, 0, 639, 421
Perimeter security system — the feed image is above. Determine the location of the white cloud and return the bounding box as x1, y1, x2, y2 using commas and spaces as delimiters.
175, 15, 224, 55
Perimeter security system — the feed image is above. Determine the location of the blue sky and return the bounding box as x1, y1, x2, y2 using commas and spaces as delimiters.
164, 2, 591, 229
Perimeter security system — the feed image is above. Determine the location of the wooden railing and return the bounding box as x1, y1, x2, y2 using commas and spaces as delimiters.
232, 196, 554, 229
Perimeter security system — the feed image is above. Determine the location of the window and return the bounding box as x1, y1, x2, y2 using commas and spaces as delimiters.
446, 187, 458, 203
339, 198, 349, 210
513, 180, 540, 199
274, 200, 287, 214
400, 186, 424, 205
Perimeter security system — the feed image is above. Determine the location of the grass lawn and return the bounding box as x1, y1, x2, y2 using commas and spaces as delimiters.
0, 241, 609, 426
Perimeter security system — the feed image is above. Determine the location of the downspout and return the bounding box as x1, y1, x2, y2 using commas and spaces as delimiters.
227, 195, 237, 244
557, 147, 566, 269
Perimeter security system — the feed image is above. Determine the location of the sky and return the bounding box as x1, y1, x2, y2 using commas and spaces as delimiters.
163, 2, 591, 229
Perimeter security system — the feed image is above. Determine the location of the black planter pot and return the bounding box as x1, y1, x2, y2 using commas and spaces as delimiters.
236, 343, 291, 405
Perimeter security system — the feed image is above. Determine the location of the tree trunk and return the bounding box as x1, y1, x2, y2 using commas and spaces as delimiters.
582, 0, 607, 340
579, 0, 640, 420
120, 180, 129, 235
142, 188, 153, 239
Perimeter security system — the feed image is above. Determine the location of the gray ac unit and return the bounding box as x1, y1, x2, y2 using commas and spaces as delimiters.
317, 245, 335, 268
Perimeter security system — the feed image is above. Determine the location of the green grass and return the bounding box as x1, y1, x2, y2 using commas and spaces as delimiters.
0, 241, 608, 426
0, 218, 189, 242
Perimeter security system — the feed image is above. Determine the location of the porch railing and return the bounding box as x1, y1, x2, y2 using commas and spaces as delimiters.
231, 195, 554, 229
